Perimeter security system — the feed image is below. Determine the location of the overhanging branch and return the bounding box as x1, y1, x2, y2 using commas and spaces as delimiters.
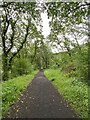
9, 24, 29, 64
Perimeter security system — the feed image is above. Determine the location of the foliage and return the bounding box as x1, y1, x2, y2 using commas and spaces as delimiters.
11, 58, 34, 77
1, 2, 42, 81
29, 41, 52, 69
50, 43, 88, 84
71, 43, 88, 83
1, 2, 89, 81
1, 2, 89, 119
44, 69, 88, 118
2, 70, 38, 117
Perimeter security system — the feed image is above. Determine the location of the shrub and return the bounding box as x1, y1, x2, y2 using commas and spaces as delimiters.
12, 58, 34, 77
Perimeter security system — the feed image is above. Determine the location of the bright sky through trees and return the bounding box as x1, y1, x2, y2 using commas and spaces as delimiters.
40, 11, 88, 53
41, 11, 50, 38
41, 11, 88, 46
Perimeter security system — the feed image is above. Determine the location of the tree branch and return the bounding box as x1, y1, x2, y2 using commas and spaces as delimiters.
9, 24, 29, 64
6, 20, 17, 54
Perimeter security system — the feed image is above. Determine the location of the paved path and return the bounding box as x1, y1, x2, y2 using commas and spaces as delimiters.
5, 71, 81, 119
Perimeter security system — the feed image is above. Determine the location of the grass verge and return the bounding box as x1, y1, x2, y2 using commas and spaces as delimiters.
44, 69, 88, 119
2, 70, 38, 117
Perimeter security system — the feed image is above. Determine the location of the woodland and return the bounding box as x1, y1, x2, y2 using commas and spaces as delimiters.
0, 1, 90, 119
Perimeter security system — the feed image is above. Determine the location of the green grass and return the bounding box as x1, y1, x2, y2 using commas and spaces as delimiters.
44, 69, 88, 118
0, 83, 2, 119
2, 70, 38, 117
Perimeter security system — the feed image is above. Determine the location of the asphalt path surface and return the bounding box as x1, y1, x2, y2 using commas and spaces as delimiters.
4, 71, 81, 119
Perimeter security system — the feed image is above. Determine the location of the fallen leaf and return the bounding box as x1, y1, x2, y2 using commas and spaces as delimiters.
16, 109, 19, 112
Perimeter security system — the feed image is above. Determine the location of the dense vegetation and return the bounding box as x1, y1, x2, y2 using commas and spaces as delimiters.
2, 71, 37, 117
51, 43, 88, 84
1, 2, 89, 81
0, 1, 89, 119
45, 69, 88, 118
44, 43, 88, 118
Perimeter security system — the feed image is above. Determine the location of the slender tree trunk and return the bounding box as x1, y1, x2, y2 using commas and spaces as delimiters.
31, 41, 37, 63
2, 54, 8, 81
2, 32, 9, 80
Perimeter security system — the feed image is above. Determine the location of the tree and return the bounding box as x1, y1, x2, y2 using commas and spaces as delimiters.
1, 2, 42, 80
45, 2, 89, 51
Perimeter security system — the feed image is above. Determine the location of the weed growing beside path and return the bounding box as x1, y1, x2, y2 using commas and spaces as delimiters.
44, 69, 88, 118
2, 70, 38, 117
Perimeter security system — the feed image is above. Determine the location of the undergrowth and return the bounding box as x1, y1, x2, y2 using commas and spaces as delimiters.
2, 70, 38, 117
44, 69, 88, 119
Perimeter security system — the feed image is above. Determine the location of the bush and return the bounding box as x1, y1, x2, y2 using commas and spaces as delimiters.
12, 58, 34, 77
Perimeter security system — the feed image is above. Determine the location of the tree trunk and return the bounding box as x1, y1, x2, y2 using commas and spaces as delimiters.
2, 54, 8, 81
